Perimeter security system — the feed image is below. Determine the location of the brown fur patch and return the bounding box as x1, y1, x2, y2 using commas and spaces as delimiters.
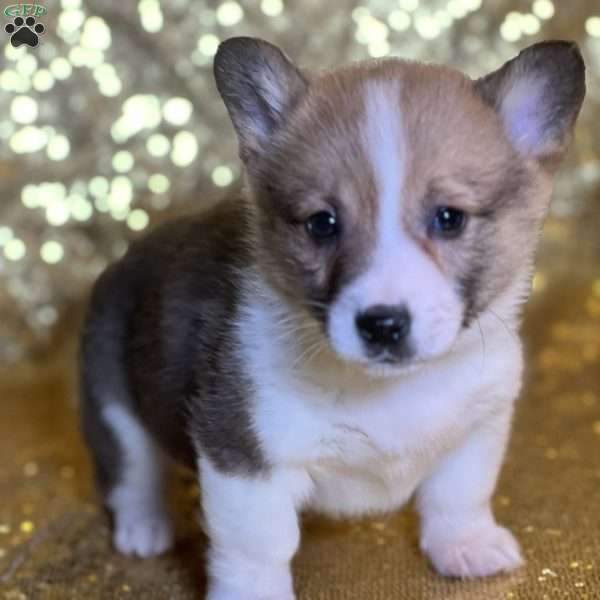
248, 69, 384, 320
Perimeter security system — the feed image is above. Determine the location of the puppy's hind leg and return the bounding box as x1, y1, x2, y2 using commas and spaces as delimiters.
80, 266, 174, 558
102, 403, 175, 557
81, 389, 174, 557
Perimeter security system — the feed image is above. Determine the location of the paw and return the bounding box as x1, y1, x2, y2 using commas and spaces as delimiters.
422, 523, 523, 579
206, 571, 295, 600
207, 583, 295, 600
114, 512, 174, 558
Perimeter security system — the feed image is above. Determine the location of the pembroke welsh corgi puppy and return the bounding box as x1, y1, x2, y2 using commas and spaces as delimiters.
80, 37, 585, 600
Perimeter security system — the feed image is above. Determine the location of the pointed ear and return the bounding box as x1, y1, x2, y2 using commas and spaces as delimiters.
475, 41, 585, 166
214, 37, 308, 162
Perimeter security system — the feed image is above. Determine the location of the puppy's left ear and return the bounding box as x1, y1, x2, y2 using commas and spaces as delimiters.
475, 41, 585, 168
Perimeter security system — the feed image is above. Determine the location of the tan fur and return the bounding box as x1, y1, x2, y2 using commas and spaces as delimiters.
251, 69, 381, 312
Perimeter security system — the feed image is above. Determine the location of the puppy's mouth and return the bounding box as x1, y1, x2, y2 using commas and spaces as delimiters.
361, 355, 426, 379
340, 347, 426, 379
371, 348, 414, 365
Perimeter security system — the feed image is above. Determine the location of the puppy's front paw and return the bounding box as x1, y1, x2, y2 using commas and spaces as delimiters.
207, 581, 295, 600
422, 523, 523, 579
113, 512, 174, 558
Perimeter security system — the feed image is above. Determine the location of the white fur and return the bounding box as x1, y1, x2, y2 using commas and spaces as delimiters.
102, 403, 174, 557
199, 456, 312, 600
198, 272, 526, 597
328, 81, 463, 366
417, 407, 523, 577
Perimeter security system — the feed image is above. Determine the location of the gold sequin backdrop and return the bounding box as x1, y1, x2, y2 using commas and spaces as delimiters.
0, 0, 599, 599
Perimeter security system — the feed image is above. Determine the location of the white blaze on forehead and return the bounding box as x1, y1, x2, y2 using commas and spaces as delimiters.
358, 80, 411, 307
362, 81, 406, 248
326, 79, 463, 366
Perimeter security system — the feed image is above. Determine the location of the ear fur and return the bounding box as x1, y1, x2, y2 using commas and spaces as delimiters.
475, 41, 585, 165
214, 37, 308, 162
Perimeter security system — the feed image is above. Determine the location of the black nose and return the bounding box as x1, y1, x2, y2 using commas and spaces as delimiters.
356, 305, 411, 348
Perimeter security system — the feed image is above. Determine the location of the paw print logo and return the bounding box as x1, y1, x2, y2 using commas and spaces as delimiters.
5, 16, 45, 48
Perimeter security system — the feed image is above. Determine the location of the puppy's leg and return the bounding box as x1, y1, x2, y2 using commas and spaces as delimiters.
103, 403, 175, 557
417, 408, 522, 578
80, 262, 174, 557
199, 457, 312, 600
83, 398, 174, 557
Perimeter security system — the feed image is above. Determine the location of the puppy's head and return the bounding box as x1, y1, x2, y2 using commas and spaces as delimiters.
214, 38, 585, 373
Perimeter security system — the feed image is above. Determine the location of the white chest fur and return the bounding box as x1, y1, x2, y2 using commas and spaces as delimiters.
236, 289, 523, 518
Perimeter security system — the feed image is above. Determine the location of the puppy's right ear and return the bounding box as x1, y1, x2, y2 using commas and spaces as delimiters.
214, 37, 308, 162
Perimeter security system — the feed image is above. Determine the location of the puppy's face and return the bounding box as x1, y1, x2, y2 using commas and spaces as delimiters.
215, 39, 585, 372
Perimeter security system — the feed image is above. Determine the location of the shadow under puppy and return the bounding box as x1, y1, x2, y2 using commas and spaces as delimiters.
80, 37, 585, 600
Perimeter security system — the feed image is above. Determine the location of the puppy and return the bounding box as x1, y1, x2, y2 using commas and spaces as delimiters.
80, 37, 585, 599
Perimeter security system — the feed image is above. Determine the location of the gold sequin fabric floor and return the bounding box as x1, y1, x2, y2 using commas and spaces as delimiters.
0, 208, 599, 600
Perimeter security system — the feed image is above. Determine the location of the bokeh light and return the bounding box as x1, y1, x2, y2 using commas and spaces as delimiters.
0, 0, 597, 375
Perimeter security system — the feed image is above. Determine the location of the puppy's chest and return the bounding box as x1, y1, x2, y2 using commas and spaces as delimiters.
254, 366, 477, 475
251, 369, 479, 515
307, 407, 453, 507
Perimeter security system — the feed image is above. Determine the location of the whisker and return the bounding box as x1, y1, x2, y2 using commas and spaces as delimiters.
486, 308, 518, 342
302, 299, 329, 311
303, 341, 327, 366
292, 339, 326, 370
475, 317, 486, 375
273, 320, 321, 336
273, 328, 318, 345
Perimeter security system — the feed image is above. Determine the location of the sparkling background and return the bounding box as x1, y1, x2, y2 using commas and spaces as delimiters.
0, 0, 599, 363
0, 0, 599, 599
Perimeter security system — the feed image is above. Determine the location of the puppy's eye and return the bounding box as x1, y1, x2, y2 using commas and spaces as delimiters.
306, 211, 339, 241
431, 206, 467, 238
